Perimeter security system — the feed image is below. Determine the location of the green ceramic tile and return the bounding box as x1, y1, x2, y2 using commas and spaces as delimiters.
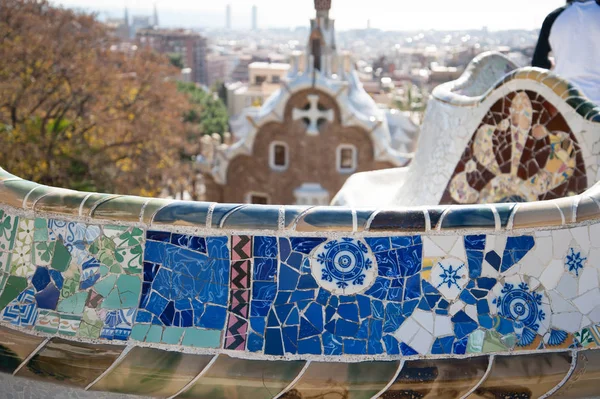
482, 330, 510, 353
16, 338, 123, 388
90, 347, 212, 397
0, 180, 41, 209
79, 193, 120, 218
78, 309, 103, 339
101, 275, 141, 309
34, 189, 89, 215
145, 325, 163, 343
0, 275, 27, 310
57, 291, 89, 315
130, 324, 151, 341
0, 326, 45, 374
467, 330, 485, 353
179, 355, 306, 399
162, 327, 184, 345
33, 218, 48, 242
0, 210, 19, 253
33, 241, 55, 266
181, 328, 221, 348
94, 275, 117, 297
92, 196, 149, 223
51, 241, 71, 272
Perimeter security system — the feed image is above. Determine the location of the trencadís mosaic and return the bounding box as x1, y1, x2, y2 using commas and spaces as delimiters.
2, 207, 600, 359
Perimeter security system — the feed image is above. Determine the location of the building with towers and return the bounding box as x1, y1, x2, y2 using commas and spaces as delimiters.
198, 0, 418, 205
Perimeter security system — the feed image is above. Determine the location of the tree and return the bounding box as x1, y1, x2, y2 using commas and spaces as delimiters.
0, 0, 190, 197
177, 82, 228, 137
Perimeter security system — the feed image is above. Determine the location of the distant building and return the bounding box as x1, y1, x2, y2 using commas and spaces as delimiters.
131, 15, 152, 37
252, 5, 258, 31
226, 62, 291, 117
226, 4, 232, 30
199, 0, 418, 205
205, 54, 237, 87
104, 8, 129, 41
137, 29, 208, 85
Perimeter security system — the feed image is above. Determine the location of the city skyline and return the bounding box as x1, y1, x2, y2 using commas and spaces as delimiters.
51, 0, 566, 31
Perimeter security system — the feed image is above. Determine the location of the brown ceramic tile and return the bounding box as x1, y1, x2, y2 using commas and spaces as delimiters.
553, 350, 600, 398
512, 201, 564, 229
90, 347, 212, 397
33, 189, 91, 216
381, 357, 488, 399
92, 196, 149, 223
178, 355, 306, 399
15, 338, 123, 388
282, 361, 399, 399
469, 352, 572, 399
0, 326, 45, 374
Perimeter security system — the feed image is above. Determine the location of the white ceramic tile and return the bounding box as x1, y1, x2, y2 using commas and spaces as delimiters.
548, 290, 578, 313
553, 230, 572, 259
552, 312, 583, 333
423, 237, 446, 257
556, 273, 579, 300
579, 267, 598, 295
395, 317, 420, 342
571, 226, 590, 252
540, 259, 564, 290
413, 310, 434, 334
434, 315, 453, 337
410, 328, 434, 354
430, 257, 468, 300
573, 288, 600, 315
430, 236, 457, 254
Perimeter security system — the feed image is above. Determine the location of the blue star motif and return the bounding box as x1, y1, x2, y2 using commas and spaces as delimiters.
565, 248, 586, 276
436, 262, 465, 290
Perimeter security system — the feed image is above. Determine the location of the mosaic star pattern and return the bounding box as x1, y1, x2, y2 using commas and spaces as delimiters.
441, 90, 587, 204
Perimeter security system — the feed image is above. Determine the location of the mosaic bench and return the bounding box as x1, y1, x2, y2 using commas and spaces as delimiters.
2, 166, 600, 398
334, 52, 600, 208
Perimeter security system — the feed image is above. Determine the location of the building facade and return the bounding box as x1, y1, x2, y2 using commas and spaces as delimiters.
137, 29, 208, 85
199, 0, 418, 205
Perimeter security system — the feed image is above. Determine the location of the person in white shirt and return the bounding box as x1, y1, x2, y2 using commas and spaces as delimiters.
532, 0, 600, 105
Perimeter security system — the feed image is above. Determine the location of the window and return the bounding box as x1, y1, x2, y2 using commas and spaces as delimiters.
294, 183, 329, 205
269, 141, 289, 171
255, 75, 266, 85
271, 75, 281, 84
247, 193, 269, 204
337, 145, 357, 173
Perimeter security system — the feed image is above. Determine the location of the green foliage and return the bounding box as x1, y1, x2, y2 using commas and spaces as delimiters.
177, 82, 228, 137
168, 53, 185, 69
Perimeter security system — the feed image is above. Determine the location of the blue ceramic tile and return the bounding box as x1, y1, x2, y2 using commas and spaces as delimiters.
365, 237, 391, 252
298, 336, 321, 354
253, 282, 277, 301
247, 332, 264, 352
297, 274, 318, 289
441, 206, 495, 229
485, 250, 501, 270
146, 230, 171, 242
282, 325, 298, 353
344, 339, 367, 354
298, 207, 353, 230
336, 319, 359, 337
305, 303, 324, 330
153, 202, 212, 226
253, 236, 278, 258
431, 336, 454, 354
397, 243, 422, 277
501, 236, 534, 272
338, 303, 359, 322
383, 335, 400, 355
400, 342, 418, 356
299, 317, 320, 339
284, 205, 308, 228
278, 264, 300, 290
222, 205, 280, 230
452, 311, 478, 339
375, 250, 400, 277
289, 237, 326, 254
279, 238, 291, 262
323, 332, 343, 355
206, 236, 229, 260
253, 258, 277, 281
32, 267, 50, 292
265, 328, 284, 355
369, 210, 426, 232
34, 284, 60, 310
404, 274, 421, 300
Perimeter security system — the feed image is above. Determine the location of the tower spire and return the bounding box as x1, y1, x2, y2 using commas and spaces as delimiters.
153, 2, 159, 27
314, 0, 331, 18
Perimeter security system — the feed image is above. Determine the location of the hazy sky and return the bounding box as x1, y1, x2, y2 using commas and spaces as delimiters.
53, 0, 567, 31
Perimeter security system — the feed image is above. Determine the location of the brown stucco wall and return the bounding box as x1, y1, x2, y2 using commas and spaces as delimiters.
205, 88, 394, 204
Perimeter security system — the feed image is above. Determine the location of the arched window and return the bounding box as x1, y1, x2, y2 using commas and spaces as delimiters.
269, 141, 289, 171
337, 144, 357, 173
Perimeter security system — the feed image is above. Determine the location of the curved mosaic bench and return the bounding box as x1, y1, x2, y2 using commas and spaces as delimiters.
2, 167, 600, 398
333, 52, 600, 208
